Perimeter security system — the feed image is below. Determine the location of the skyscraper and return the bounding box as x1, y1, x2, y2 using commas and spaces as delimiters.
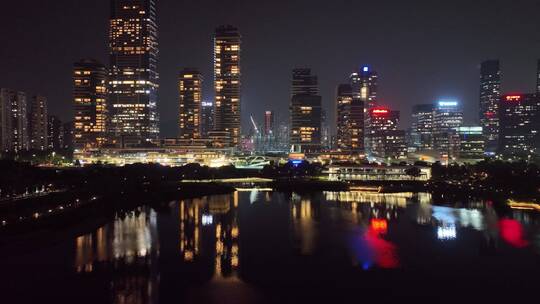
335, 84, 364, 153
178, 68, 202, 140
367, 107, 406, 159
350, 65, 378, 109
479, 60, 501, 154
108, 0, 159, 146
290, 68, 322, 153
214, 25, 241, 147
48, 115, 64, 151
200, 101, 214, 138
73, 59, 108, 150
433, 100, 463, 158
410, 104, 434, 151
499, 94, 540, 157
0, 89, 28, 152
30, 95, 48, 151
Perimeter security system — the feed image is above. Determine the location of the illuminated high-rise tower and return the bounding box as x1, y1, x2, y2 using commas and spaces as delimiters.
73, 59, 108, 149
108, 0, 159, 146
178, 68, 202, 140
213, 25, 241, 147
30, 95, 48, 151
350, 65, 378, 109
290, 68, 322, 153
479, 60, 501, 154
335, 84, 364, 153
0, 89, 28, 152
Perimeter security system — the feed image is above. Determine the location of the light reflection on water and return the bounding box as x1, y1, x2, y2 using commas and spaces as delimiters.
68, 190, 540, 303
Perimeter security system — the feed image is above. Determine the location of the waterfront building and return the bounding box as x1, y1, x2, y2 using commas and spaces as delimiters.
213, 25, 242, 147
479, 60, 501, 154
366, 107, 406, 159
108, 0, 160, 146
327, 164, 431, 181
47, 115, 64, 151
0, 89, 28, 152
290, 68, 322, 153
433, 100, 463, 159
29, 95, 48, 151
410, 104, 434, 151
336, 84, 364, 153
498, 93, 540, 157
455, 126, 485, 160
178, 68, 203, 140
73, 58, 108, 150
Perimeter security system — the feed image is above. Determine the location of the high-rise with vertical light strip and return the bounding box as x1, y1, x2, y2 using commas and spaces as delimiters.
213, 25, 241, 147
479, 60, 501, 154
108, 0, 159, 146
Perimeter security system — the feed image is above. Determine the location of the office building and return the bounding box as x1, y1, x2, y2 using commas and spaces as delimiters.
433, 100, 463, 158
499, 94, 540, 157
290, 68, 322, 153
335, 84, 364, 153
367, 107, 406, 159
178, 68, 202, 140
63, 121, 74, 151
30, 95, 48, 151
73, 58, 108, 150
213, 25, 241, 147
479, 60, 501, 153
264, 110, 274, 136
455, 126, 485, 160
410, 104, 434, 151
108, 0, 160, 146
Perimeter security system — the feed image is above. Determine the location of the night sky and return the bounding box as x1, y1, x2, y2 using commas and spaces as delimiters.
1, 0, 540, 137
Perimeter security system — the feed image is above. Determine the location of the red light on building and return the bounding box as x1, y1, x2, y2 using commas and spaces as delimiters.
371, 107, 390, 116
505, 95, 522, 102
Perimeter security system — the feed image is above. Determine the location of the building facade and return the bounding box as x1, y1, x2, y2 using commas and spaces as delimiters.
410, 104, 433, 151
213, 25, 241, 147
73, 59, 108, 150
290, 68, 322, 153
455, 126, 484, 160
30, 95, 48, 151
178, 69, 202, 140
367, 107, 406, 159
350, 66, 378, 110
0, 89, 28, 152
479, 60, 501, 154
433, 100, 463, 158
108, 0, 160, 146
200, 101, 214, 138
336, 84, 364, 153
48, 115, 64, 151
499, 94, 540, 157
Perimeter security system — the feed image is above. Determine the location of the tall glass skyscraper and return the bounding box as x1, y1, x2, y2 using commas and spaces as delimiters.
350, 65, 378, 110
336, 84, 364, 153
108, 0, 159, 146
213, 25, 241, 147
479, 60, 501, 154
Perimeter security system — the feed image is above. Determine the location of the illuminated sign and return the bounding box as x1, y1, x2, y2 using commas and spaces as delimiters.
202, 214, 213, 226
438, 101, 458, 107
371, 108, 389, 115
363, 66, 369, 72
505, 95, 522, 101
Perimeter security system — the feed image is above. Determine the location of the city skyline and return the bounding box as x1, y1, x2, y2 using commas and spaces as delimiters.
2, 1, 540, 137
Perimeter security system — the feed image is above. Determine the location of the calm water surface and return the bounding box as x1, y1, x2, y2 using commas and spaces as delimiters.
2, 191, 540, 303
